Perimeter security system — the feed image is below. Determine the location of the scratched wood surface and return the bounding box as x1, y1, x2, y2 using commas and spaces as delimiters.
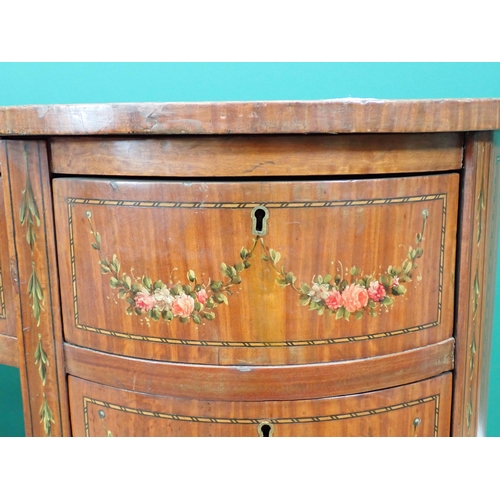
68, 372, 452, 437
53, 174, 459, 366
49, 134, 463, 177
0, 99, 499, 135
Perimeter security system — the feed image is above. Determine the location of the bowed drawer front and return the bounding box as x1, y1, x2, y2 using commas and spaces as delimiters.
53, 173, 459, 366
68, 373, 452, 437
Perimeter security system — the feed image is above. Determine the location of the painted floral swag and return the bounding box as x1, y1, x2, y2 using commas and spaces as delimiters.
86, 209, 428, 325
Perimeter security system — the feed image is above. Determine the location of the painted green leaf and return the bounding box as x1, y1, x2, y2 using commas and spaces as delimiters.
216, 293, 228, 305
39, 394, 55, 437
299, 296, 311, 306
381, 296, 394, 306
392, 285, 406, 296
380, 275, 390, 287
162, 310, 174, 321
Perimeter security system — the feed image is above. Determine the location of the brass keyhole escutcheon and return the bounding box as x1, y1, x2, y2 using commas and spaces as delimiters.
251, 206, 269, 236
257, 421, 275, 437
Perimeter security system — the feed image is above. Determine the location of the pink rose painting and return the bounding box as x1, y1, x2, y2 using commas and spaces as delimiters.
367, 281, 386, 302
135, 290, 156, 311
172, 293, 195, 318
391, 276, 400, 288
196, 289, 208, 305
341, 284, 369, 313
325, 290, 343, 310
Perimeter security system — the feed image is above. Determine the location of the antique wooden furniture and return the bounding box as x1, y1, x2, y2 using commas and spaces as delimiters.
0, 99, 499, 437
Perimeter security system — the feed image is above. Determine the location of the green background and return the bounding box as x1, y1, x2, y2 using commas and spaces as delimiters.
0, 62, 499, 437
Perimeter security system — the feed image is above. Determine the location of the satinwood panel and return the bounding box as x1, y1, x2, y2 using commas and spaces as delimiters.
69, 373, 452, 437
54, 174, 458, 366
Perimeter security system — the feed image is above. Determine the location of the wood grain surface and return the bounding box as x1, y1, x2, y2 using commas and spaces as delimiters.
64, 339, 454, 401
54, 174, 459, 365
0, 99, 499, 135
68, 372, 452, 437
49, 133, 463, 177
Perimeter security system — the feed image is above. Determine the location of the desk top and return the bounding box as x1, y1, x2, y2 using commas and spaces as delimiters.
0, 99, 499, 136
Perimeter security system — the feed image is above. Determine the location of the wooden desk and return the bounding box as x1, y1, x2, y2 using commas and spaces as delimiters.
0, 99, 498, 436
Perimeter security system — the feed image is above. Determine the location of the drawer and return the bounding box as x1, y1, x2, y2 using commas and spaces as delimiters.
53, 174, 459, 365
68, 372, 452, 437
49, 134, 464, 177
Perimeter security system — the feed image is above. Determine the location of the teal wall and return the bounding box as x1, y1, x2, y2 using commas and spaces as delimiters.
1, 62, 499, 437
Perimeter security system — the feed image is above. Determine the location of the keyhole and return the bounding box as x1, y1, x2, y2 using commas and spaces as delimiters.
255, 209, 265, 232
257, 421, 274, 437
251, 206, 269, 236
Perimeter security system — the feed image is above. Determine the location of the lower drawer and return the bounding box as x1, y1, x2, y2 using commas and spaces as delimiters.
69, 373, 452, 437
